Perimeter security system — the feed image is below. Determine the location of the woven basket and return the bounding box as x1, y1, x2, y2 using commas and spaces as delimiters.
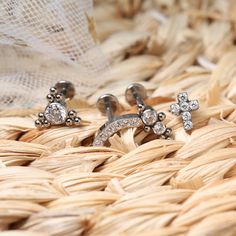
1, 0, 236, 235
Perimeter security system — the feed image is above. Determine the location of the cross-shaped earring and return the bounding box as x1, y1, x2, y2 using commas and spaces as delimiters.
170, 92, 199, 131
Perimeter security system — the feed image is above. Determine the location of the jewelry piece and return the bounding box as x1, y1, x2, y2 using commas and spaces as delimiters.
170, 92, 199, 131
93, 94, 142, 146
35, 81, 81, 128
125, 83, 172, 139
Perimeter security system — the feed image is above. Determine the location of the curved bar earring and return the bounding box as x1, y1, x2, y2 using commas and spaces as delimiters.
35, 80, 81, 128
125, 83, 172, 139
93, 94, 142, 146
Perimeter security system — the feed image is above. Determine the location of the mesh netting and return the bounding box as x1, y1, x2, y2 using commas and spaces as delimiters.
0, 0, 109, 108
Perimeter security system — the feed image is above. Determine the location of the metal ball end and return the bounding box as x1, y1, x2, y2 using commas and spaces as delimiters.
35, 120, 42, 128
165, 128, 172, 137
144, 125, 151, 133
47, 94, 54, 102
125, 83, 147, 105
74, 117, 81, 126
43, 120, 51, 128
56, 94, 63, 102
50, 87, 57, 95
96, 94, 120, 115
66, 118, 73, 126
68, 110, 77, 118
158, 112, 166, 121
38, 112, 44, 120
55, 81, 75, 99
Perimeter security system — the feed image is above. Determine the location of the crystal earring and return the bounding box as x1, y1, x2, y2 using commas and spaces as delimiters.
170, 92, 199, 131
125, 83, 172, 139
93, 94, 142, 146
35, 81, 81, 128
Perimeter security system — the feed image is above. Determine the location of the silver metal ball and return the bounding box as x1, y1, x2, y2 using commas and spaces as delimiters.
35, 120, 42, 128
47, 94, 54, 102
50, 87, 57, 95
144, 125, 151, 132
74, 117, 81, 126
43, 119, 50, 128
158, 112, 166, 121
66, 118, 73, 126
56, 94, 63, 102
38, 112, 44, 120
68, 110, 76, 118
165, 128, 172, 137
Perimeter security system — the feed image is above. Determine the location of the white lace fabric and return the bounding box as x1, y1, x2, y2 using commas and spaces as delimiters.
0, 0, 109, 108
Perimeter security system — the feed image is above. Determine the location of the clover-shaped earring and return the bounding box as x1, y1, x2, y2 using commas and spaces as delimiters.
170, 92, 199, 131
35, 81, 81, 128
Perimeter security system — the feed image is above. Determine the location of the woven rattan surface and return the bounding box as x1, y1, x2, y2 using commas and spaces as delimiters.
1, 0, 236, 235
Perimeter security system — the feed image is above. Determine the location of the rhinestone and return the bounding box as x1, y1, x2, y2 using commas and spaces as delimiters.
44, 102, 67, 124
141, 109, 158, 126
177, 92, 188, 102
189, 100, 199, 111
180, 102, 190, 112
182, 111, 191, 121
183, 120, 193, 130
170, 103, 180, 115
153, 122, 166, 135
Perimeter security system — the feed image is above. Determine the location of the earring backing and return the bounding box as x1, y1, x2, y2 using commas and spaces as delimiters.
93, 94, 142, 146
35, 81, 81, 128
170, 92, 199, 131
125, 83, 172, 139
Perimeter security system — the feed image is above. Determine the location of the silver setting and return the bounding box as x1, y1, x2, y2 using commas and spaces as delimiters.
170, 92, 199, 131
93, 94, 142, 146
93, 114, 142, 146
35, 81, 81, 128
125, 83, 172, 139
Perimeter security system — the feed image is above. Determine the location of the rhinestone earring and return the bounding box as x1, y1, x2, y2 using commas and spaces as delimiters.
93, 94, 142, 146
125, 83, 172, 139
35, 81, 81, 128
170, 92, 199, 131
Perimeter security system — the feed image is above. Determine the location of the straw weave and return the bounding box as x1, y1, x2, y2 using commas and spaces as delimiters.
1, 0, 236, 235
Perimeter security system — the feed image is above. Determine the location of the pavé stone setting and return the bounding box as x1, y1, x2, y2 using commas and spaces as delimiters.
93, 114, 143, 146
170, 92, 199, 131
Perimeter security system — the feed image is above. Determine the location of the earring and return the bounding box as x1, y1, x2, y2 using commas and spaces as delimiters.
170, 92, 199, 131
35, 81, 81, 128
125, 83, 172, 139
93, 94, 142, 146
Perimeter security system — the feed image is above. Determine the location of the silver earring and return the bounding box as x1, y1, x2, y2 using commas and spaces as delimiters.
125, 83, 172, 139
93, 94, 142, 146
170, 92, 199, 131
35, 81, 81, 128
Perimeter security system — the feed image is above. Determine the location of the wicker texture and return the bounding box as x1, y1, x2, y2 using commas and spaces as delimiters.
1, 0, 236, 235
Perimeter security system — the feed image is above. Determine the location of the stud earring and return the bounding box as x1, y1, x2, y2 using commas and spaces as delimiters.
125, 83, 172, 139
170, 92, 199, 131
35, 81, 81, 128
93, 94, 142, 146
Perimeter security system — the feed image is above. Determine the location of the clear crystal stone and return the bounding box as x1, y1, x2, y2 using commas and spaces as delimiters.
44, 102, 67, 124
177, 92, 188, 102
153, 122, 166, 135
170, 103, 180, 115
183, 120, 193, 130
141, 109, 158, 126
182, 111, 191, 121
189, 100, 199, 111
180, 102, 190, 112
